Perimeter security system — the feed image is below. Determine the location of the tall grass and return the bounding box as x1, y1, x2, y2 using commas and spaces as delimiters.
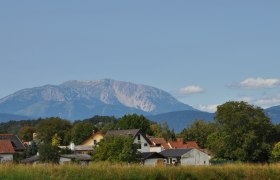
1, 162, 280, 180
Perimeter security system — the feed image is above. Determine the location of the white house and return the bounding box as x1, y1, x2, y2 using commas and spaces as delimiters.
106, 129, 152, 152
160, 148, 210, 165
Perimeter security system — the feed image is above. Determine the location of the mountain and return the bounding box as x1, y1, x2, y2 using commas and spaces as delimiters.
148, 110, 214, 132
265, 106, 280, 124
0, 113, 32, 123
0, 79, 194, 120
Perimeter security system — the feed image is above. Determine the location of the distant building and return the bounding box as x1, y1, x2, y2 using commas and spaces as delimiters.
149, 137, 201, 152
81, 131, 105, 147
0, 140, 16, 162
160, 148, 210, 165
0, 134, 25, 163
106, 129, 152, 152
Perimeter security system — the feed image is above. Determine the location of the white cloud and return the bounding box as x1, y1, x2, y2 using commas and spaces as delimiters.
229, 77, 280, 89
178, 85, 204, 95
254, 95, 280, 108
196, 104, 219, 113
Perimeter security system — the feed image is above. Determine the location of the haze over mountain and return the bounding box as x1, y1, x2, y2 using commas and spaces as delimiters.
0, 79, 194, 120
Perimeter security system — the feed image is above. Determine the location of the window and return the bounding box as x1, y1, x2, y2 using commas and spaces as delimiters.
144, 143, 148, 146
93, 140, 97, 145
136, 143, 141, 149
137, 134, 141, 141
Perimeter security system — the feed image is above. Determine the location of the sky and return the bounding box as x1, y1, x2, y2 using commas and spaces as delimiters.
0, 1, 280, 112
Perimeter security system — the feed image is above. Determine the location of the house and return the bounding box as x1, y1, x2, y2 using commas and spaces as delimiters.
0, 134, 25, 152
149, 137, 200, 152
140, 152, 166, 166
168, 138, 200, 149
106, 129, 152, 152
59, 154, 92, 165
0, 140, 15, 162
81, 131, 105, 146
160, 148, 210, 166
59, 143, 94, 155
149, 138, 171, 152
21, 154, 92, 165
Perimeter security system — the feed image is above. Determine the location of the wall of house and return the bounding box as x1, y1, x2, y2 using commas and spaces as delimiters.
149, 146, 162, 153
81, 134, 104, 146
0, 154, 13, 162
181, 149, 210, 165
59, 157, 72, 164
133, 134, 150, 152
144, 158, 165, 166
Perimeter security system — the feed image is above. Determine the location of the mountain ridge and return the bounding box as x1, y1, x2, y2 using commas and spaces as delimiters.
0, 79, 193, 120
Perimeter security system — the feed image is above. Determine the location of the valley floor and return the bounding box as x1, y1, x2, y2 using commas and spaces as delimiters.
0, 162, 280, 180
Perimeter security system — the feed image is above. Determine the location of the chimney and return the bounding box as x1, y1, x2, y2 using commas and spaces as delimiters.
70, 142, 75, 151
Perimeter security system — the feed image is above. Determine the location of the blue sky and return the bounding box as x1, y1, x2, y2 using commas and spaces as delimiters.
0, 1, 280, 112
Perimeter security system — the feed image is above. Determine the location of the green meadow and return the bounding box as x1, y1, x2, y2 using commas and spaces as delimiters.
1, 163, 280, 180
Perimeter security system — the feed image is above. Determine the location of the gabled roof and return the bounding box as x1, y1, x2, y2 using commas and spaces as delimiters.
60, 154, 92, 161
74, 145, 94, 151
140, 152, 166, 160
0, 134, 25, 151
21, 155, 40, 163
0, 140, 15, 154
81, 131, 105, 144
160, 148, 193, 158
168, 138, 200, 149
106, 129, 141, 137
106, 129, 152, 144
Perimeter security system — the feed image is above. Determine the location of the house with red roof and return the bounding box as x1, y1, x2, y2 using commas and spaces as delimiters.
0, 140, 16, 162
0, 134, 25, 162
149, 137, 201, 152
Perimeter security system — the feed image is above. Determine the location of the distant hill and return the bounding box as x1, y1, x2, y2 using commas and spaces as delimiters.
265, 106, 280, 124
0, 79, 194, 120
0, 113, 32, 123
148, 110, 215, 132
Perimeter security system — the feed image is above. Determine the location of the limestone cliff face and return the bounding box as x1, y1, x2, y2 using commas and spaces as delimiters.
0, 79, 193, 120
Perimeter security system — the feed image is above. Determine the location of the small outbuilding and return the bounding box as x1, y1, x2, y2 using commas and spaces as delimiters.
160, 148, 210, 165
140, 152, 166, 166
59, 154, 92, 165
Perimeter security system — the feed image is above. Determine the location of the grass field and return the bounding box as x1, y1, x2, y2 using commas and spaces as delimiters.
1, 162, 280, 180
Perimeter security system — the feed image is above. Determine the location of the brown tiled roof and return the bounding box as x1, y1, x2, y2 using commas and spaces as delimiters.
168, 138, 200, 149
150, 138, 166, 145
148, 137, 171, 149
0, 140, 16, 154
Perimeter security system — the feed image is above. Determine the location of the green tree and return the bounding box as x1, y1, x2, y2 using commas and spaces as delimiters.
71, 122, 96, 145
51, 133, 61, 146
116, 114, 152, 134
181, 120, 216, 148
18, 126, 35, 141
161, 122, 176, 141
93, 135, 138, 162
24, 141, 38, 158
207, 101, 274, 162
272, 142, 280, 160
38, 143, 59, 163
35, 117, 72, 145
150, 124, 162, 137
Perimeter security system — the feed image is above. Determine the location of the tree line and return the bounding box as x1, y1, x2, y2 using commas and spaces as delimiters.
4, 101, 280, 163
